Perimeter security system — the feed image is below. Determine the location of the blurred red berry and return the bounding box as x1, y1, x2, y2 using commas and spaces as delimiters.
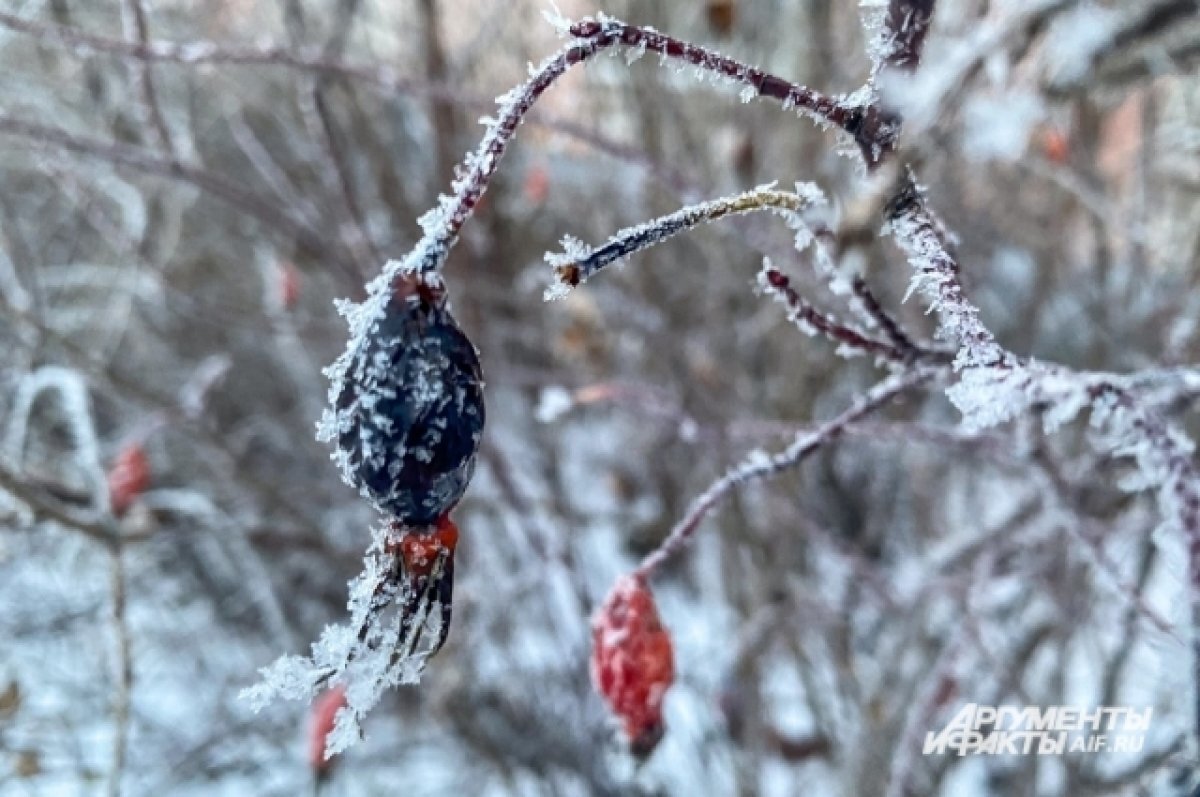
590, 574, 674, 756
107, 442, 150, 517
308, 684, 347, 774
1039, 127, 1070, 164
277, 261, 301, 310
523, 164, 550, 206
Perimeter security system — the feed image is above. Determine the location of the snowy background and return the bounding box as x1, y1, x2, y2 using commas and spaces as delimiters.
1, 0, 1200, 795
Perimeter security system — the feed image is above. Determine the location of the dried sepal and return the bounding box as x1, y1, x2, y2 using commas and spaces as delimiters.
243, 517, 459, 756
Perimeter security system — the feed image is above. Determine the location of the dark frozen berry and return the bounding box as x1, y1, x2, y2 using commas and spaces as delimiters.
331, 276, 485, 525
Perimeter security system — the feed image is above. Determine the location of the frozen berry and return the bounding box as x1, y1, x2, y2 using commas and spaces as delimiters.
591, 574, 675, 756
334, 276, 485, 525
307, 684, 347, 774
107, 441, 150, 517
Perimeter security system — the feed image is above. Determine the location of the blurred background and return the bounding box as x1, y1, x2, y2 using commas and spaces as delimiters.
1, 0, 1199, 794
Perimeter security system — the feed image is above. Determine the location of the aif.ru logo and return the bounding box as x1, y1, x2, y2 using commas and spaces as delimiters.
923, 704, 1152, 756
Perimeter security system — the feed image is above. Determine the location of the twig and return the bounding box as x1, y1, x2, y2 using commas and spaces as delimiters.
119, 0, 176, 156
385, 15, 866, 281
0, 464, 126, 546
107, 542, 132, 797
0, 10, 432, 91
635, 366, 939, 577
568, 17, 897, 166
882, 0, 937, 71
758, 264, 929, 364
544, 185, 823, 294
850, 274, 920, 357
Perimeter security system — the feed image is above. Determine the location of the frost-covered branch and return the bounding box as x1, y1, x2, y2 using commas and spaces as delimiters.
884, 174, 1013, 371
119, 0, 176, 156
544, 183, 939, 366
567, 16, 888, 158
635, 366, 940, 577
544, 184, 824, 296
391, 15, 863, 286
882, 158, 1200, 744
758, 263, 937, 365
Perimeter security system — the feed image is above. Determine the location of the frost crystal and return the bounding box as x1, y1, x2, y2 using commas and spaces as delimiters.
541, 2, 572, 37
544, 185, 824, 296
535, 386, 574, 423
243, 521, 455, 755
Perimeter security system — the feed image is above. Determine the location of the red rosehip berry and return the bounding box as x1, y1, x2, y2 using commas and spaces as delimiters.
277, 261, 301, 310
107, 442, 150, 517
308, 684, 348, 775
523, 163, 550, 206
590, 574, 675, 756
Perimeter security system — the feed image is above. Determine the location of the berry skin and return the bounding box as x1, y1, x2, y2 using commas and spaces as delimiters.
335, 276, 485, 525
591, 574, 675, 756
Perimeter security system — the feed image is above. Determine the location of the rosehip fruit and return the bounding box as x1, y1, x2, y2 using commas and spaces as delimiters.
591, 574, 675, 756
107, 442, 150, 517
334, 276, 485, 525
307, 684, 347, 774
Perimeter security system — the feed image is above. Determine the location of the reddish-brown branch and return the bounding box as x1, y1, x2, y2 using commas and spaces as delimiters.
761, 266, 921, 364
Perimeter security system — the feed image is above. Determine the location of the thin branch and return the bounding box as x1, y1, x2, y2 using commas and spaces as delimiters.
0, 464, 121, 546
544, 185, 822, 294
851, 274, 920, 356
0, 10, 429, 91
387, 14, 867, 281
758, 263, 931, 364
884, 172, 1013, 370
119, 0, 176, 156
106, 543, 132, 797
308, 84, 381, 273
634, 366, 939, 577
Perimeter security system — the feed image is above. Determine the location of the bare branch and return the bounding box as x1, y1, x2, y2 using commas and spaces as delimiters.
119, 0, 176, 156
635, 366, 940, 576
106, 544, 132, 797
544, 185, 823, 295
